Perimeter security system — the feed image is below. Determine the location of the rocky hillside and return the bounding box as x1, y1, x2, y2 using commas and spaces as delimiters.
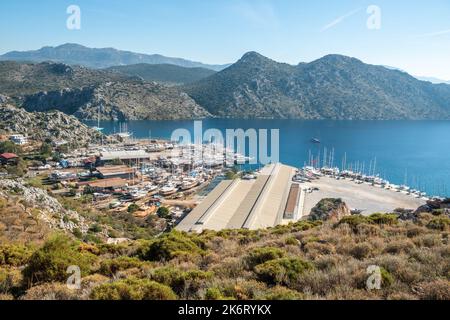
0, 61, 127, 99
22, 81, 211, 121
0, 61, 210, 120
106, 63, 216, 85
184, 52, 450, 120
0, 104, 103, 147
0, 179, 90, 243
0, 43, 229, 71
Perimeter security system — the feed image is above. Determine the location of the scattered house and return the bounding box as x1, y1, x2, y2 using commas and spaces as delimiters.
53, 140, 68, 147
96, 165, 136, 180
83, 157, 96, 169
9, 134, 28, 145
78, 178, 128, 192
49, 171, 78, 182
0, 153, 19, 165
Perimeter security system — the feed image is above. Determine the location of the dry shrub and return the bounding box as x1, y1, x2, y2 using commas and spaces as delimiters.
313, 254, 347, 271
387, 292, 418, 300
303, 241, 336, 258
324, 286, 380, 300
415, 279, 450, 300
81, 274, 109, 290
406, 225, 427, 238
371, 254, 405, 276
349, 242, 373, 260
224, 279, 267, 300
210, 257, 247, 279
21, 283, 81, 300
0, 293, 14, 300
413, 234, 442, 248
356, 223, 382, 237
367, 236, 386, 252
383, 239, 415, 255
295, 261, 364, 296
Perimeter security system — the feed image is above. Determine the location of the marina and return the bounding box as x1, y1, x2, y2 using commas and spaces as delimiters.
84, 119, 450, 198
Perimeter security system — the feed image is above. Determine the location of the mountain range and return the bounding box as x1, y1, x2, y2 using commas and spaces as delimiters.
184, 52, 450, 119
0, 43, 229, 71
1, 45, 450, 120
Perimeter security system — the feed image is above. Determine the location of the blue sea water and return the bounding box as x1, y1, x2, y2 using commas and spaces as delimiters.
84, 119, 450, 197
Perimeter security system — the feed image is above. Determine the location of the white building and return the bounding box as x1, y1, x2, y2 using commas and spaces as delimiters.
9, 134, 28, 145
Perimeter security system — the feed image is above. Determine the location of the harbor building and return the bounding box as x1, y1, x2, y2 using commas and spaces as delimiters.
99, 150, 152, 164
96, 165, 136, 180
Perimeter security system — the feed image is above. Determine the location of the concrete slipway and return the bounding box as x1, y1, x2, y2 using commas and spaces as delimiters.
176, 164, 302, 232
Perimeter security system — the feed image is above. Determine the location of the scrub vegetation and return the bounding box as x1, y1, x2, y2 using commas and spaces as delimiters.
0, 210, 449, 300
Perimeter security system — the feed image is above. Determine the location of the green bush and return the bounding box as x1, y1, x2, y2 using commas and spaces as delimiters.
127, 203, 140, 214
98, 256, 144, 276
246, 247, 286, 268
368, 213, 398, 226
90, 278, 177, 300
0, 141, 22, 154
157, 207, 171, 219
22, 234, 97, 285
285, 237, 299, 245
427, 216, 450, 231
205, 287, 226, 300
338, 215, 369, 229
380, 267, 394, 288
0, 245, 32, 267
0, 267, 23, 296
89, 224, 102, 233
138, 231, 206, 261
254, 258, 313, 286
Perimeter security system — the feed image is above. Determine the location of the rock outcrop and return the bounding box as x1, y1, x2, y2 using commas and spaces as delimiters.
0, 179, 89, 236
0, 104, 103, 147
308, 198, 351, 221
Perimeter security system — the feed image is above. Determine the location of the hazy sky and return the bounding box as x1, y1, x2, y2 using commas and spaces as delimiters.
1, 0, 450, 79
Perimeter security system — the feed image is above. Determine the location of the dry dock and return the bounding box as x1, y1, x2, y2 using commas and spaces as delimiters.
176, 164, 298, 232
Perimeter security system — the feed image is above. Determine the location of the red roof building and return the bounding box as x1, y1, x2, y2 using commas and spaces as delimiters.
0, 153, 19, 164
0, 153, 18, 160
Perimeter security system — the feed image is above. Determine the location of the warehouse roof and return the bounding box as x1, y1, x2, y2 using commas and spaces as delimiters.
100, 150, 152, 161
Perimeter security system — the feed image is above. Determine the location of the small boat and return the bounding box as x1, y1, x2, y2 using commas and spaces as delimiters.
159, 184, 178, 196
129, 190, 147, 200
311, 138, 321, 144
180, 179, 200, 191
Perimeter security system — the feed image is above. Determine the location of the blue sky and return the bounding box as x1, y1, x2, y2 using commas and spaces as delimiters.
1, 0, 450, 79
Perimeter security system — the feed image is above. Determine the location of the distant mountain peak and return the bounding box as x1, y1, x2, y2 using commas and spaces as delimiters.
56, 43, 87, 49
238, 51, 272, 63
0, 43, 230, 71
316, 54, 362, 64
